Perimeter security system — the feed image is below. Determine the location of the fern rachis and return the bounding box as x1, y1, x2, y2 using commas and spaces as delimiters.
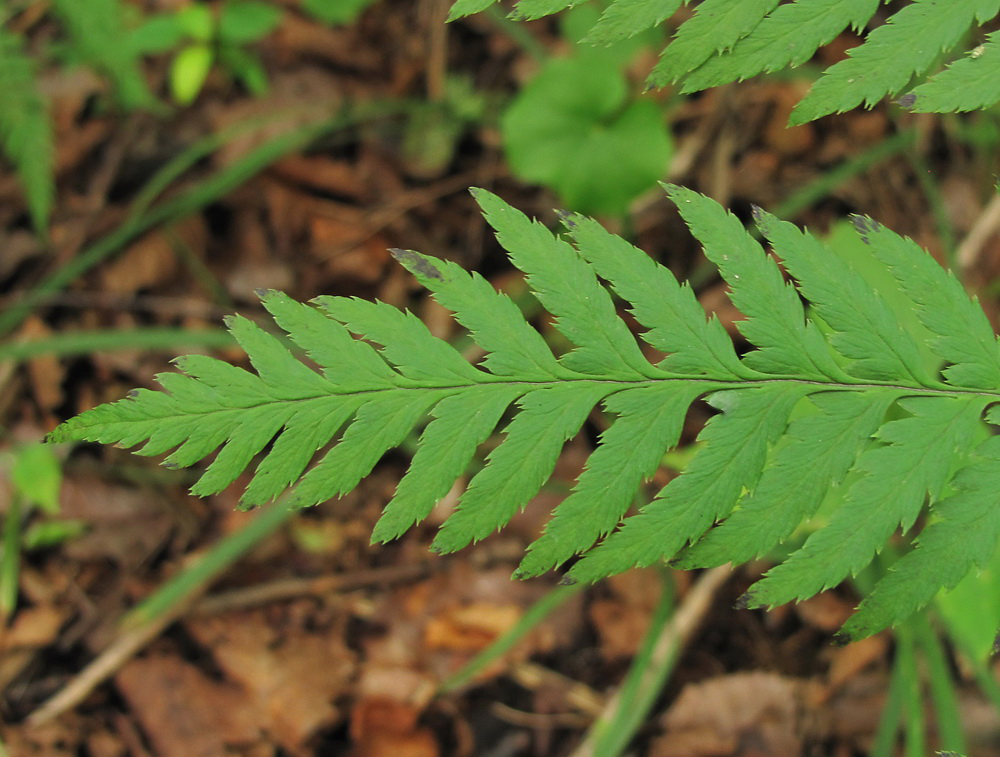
49, 186, 1000, 641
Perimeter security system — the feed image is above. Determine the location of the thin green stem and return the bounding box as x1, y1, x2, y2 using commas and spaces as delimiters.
0, 327, 233, 363
120, 498, 298, 629
0, 493, 22, 622
913, 614, 966, 754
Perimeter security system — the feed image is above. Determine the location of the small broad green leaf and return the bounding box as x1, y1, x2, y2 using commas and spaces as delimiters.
170, 44, 214, 105
218, 0, 282, 45
501, 55, 672, 216
12, 444, 62, 514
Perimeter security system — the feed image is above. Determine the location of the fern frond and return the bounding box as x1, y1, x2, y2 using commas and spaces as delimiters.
49, 186, 1000, 640
0, 26, 53, 233
790, 0, 1000, 124
908, 32, 1000, 113
51, 0, 157, 110
450, 0, 1000, 120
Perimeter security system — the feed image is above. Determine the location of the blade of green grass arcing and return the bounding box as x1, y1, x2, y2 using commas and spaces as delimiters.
438, 581, 585, 692
913, 615, 967, 755
0, 327, 234, 362
0, 116, 339, 339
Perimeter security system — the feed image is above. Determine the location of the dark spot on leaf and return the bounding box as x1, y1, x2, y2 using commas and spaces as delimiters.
555, 209, 577, 228
831, 631, 851, 648
254, 287, 269, 299
163, 461, 179, 470
992, 628, 1000, 655
390, 248, 444, 281
750, 204, 766, 224
734, 592, 751, 610
558, 574, 578, 586
897, 93, 917, 109
223, 314, 236, 328
127, 389, 140, 399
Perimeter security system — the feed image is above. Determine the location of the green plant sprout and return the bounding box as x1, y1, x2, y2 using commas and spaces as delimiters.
129, 0, 282, 104
0, 442, 83, 622
48, 185, 1000, 642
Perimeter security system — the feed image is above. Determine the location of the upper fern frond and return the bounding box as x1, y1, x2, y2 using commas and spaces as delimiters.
449, 0, 1000, 121
0, 26, 53, 233
49, 187, 1000, 640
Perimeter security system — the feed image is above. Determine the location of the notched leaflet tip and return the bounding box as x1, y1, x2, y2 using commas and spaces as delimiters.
390, 248, 444, 281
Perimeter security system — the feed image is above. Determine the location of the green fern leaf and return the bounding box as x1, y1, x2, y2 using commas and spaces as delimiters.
649, 0, 780, 88
0, 27, 54, 233
450, 0, 1000, 122
583, 0, 684, 45
447, 0, 499, 21
48, 186, 1000, 640
840, 433, 1000, 639
679, 0, 880, 94
790, 0, 1000, 124
51, 0, 157, 110
908, 32, 1000, 113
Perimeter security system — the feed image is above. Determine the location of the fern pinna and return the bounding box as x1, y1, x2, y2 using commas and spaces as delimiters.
49, 186, 1000, 640
448, 0, 1000, 121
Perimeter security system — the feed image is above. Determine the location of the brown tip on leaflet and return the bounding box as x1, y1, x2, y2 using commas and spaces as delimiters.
391, 248, 444, 281
555, 209, 577, 228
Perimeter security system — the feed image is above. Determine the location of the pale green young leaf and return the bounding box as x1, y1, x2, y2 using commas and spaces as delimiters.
855, 215, 1000, 390
753, 208, 933, 384
316, 296, 483, 383
373, 386, 523, 542
0, 28, 53, 233
560, 211, 749, 379
649, 0, 780, 88
678, 389, 896, 568
840, 436, 1000, 640
790, 0, 1000, 125
681, 0, 880, 92
473, 188, 659, 378
746, 396, 989, 607
517, 382, 704, 576
908, 33, 1000, 113
432, 384, 608, 553
569, 385, 807, 582
666, 185, 844, 380
389, 249, 567, 380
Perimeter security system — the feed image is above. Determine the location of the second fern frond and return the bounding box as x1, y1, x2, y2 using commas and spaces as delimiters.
49, 186, 1000, 640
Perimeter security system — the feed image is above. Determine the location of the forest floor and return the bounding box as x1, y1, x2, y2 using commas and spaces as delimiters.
3, 1, 1000, 755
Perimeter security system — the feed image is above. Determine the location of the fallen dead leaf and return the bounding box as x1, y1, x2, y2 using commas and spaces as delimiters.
116, 655, 262, 757
651, 672, 804, 757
